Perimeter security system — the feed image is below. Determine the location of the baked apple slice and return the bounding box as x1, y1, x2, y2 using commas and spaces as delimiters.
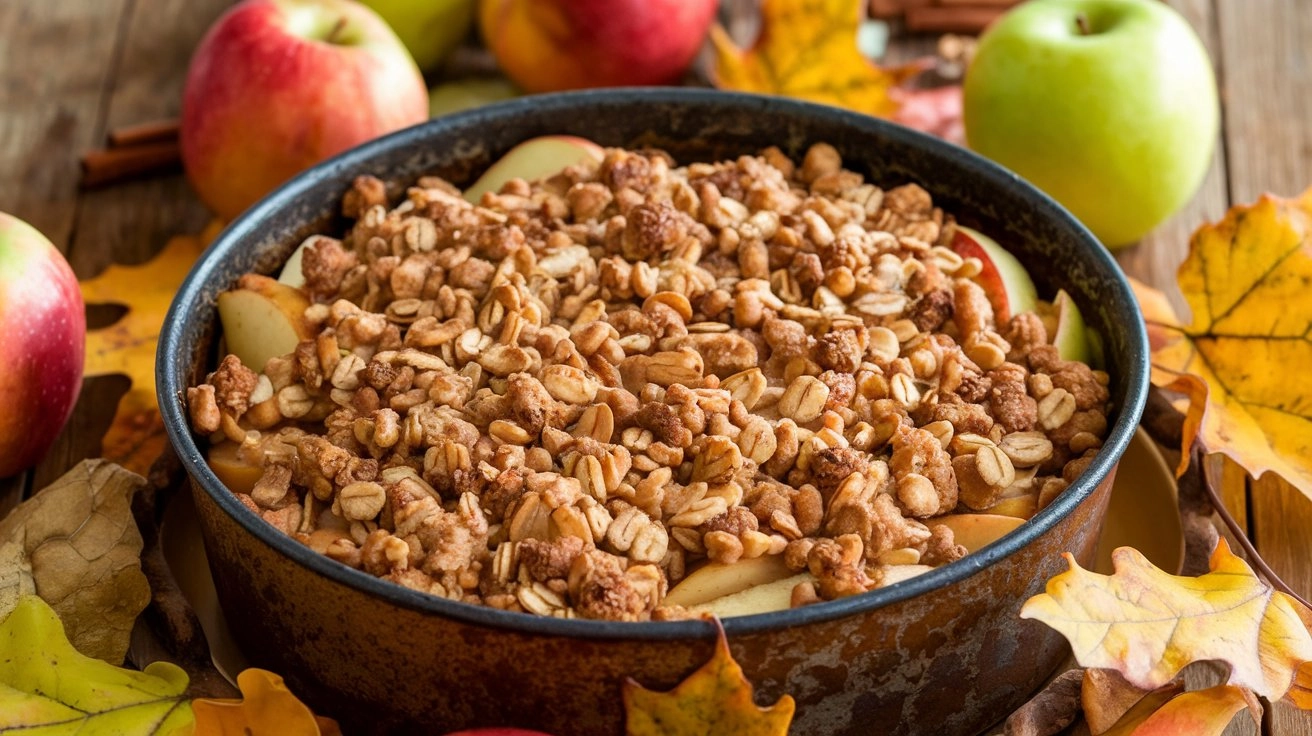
930, 513, 1026, 554
690, 572, 813, 617
464, 136, 604, 204
663, 554, 793, 608
950, 225, 1038, 323
217, 274, 313, 372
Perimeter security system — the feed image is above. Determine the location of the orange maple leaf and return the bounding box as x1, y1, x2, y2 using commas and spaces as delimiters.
708, 0, 924, 118
622, 620, 793, 736
1131, 188, 1312, 501
81, 223, 218, 474
191, 668, 339, 736
1100, 685, 1257, 736
1021, 540, 1312, 699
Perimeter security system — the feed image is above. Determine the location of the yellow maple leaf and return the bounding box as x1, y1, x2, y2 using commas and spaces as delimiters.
1021, 540, 1312, 699
0, 594, 194, 734
81, 223, 218, 474
1132, 188, 1312, 501
1100, 685, 1256, 736
192, 668, 338, 736
622, 620, 794, 736
708, 0, 923, 117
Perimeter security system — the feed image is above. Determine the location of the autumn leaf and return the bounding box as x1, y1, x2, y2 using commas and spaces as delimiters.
1021, 540, 1312, 699
709, 0, 924, 118
1100, 685, 1256, 736
1133, 188, 1312, 501
0, 459, 149, 664
1291, 604, 1312, 710
82, 222, 218, 474
192, 668, 339, 736
623, 620, 794, 736
1080, 668, 1176, 735
0, 594, 195, 735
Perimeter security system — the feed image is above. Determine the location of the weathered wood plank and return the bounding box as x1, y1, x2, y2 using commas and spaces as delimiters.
1115, 0, 1229, 318
1215, 1, 1312, 734
0, 0, 130, 244
0, 0, 131, 505
33, 0, 230, 490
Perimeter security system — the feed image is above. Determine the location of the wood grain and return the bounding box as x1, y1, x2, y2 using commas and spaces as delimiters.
1214, 1, 1312, 734
0, 0, 131, 506
33, 0, 228, 491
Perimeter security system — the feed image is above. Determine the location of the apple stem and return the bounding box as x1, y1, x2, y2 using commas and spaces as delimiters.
325, 16, 349, 45
1075, 12, 1092, 36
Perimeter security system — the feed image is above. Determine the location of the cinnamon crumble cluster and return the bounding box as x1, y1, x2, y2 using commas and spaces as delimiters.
188, 142, 1111, 621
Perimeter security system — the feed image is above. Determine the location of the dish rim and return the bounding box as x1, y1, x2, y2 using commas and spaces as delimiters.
157, 87, 1150, 641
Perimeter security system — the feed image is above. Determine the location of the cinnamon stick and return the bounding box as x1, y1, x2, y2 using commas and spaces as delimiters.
106, 118, 181, 148
79, 141, 182, 188
905, 5, 1006, 33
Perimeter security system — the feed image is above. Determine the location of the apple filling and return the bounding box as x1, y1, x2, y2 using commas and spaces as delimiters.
186, 141, 1112, 621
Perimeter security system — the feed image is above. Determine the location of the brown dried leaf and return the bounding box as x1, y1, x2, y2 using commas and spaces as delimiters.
0, 542, 34, 619
1100, 685, 1256, 736
1003, 667, 1083, 736
0, 459, 150, 663
1081, 669, 1179, 736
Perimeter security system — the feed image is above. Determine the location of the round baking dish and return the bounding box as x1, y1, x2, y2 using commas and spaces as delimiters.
158, 88, 1149, 736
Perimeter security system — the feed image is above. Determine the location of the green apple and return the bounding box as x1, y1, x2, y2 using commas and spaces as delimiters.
360, 0, 476, 72
950, 225, 1038, 323
429, 77, 519, 118
963, 0, 1218, 248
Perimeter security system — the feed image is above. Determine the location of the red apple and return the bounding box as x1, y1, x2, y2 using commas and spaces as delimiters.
0, 213, 85, 478
478, 0, 718, 93
181, 0, 428, 221
950, 225, 1038, 323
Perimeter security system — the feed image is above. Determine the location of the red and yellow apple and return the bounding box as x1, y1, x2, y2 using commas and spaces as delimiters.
0, 213, 85, 478
478, 0, 718, 93
181, 0, 429, 221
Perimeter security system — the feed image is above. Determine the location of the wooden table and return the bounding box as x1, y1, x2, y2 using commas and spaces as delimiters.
1, 1, 1308, 733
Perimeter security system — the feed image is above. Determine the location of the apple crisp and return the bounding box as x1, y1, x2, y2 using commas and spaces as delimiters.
187, 142, 1112, 621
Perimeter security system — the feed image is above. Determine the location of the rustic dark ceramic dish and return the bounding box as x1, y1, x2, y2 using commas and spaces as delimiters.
158, 88, 1149, 736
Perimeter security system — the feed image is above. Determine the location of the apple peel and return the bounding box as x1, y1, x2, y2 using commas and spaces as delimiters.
82, 224, 217, 474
